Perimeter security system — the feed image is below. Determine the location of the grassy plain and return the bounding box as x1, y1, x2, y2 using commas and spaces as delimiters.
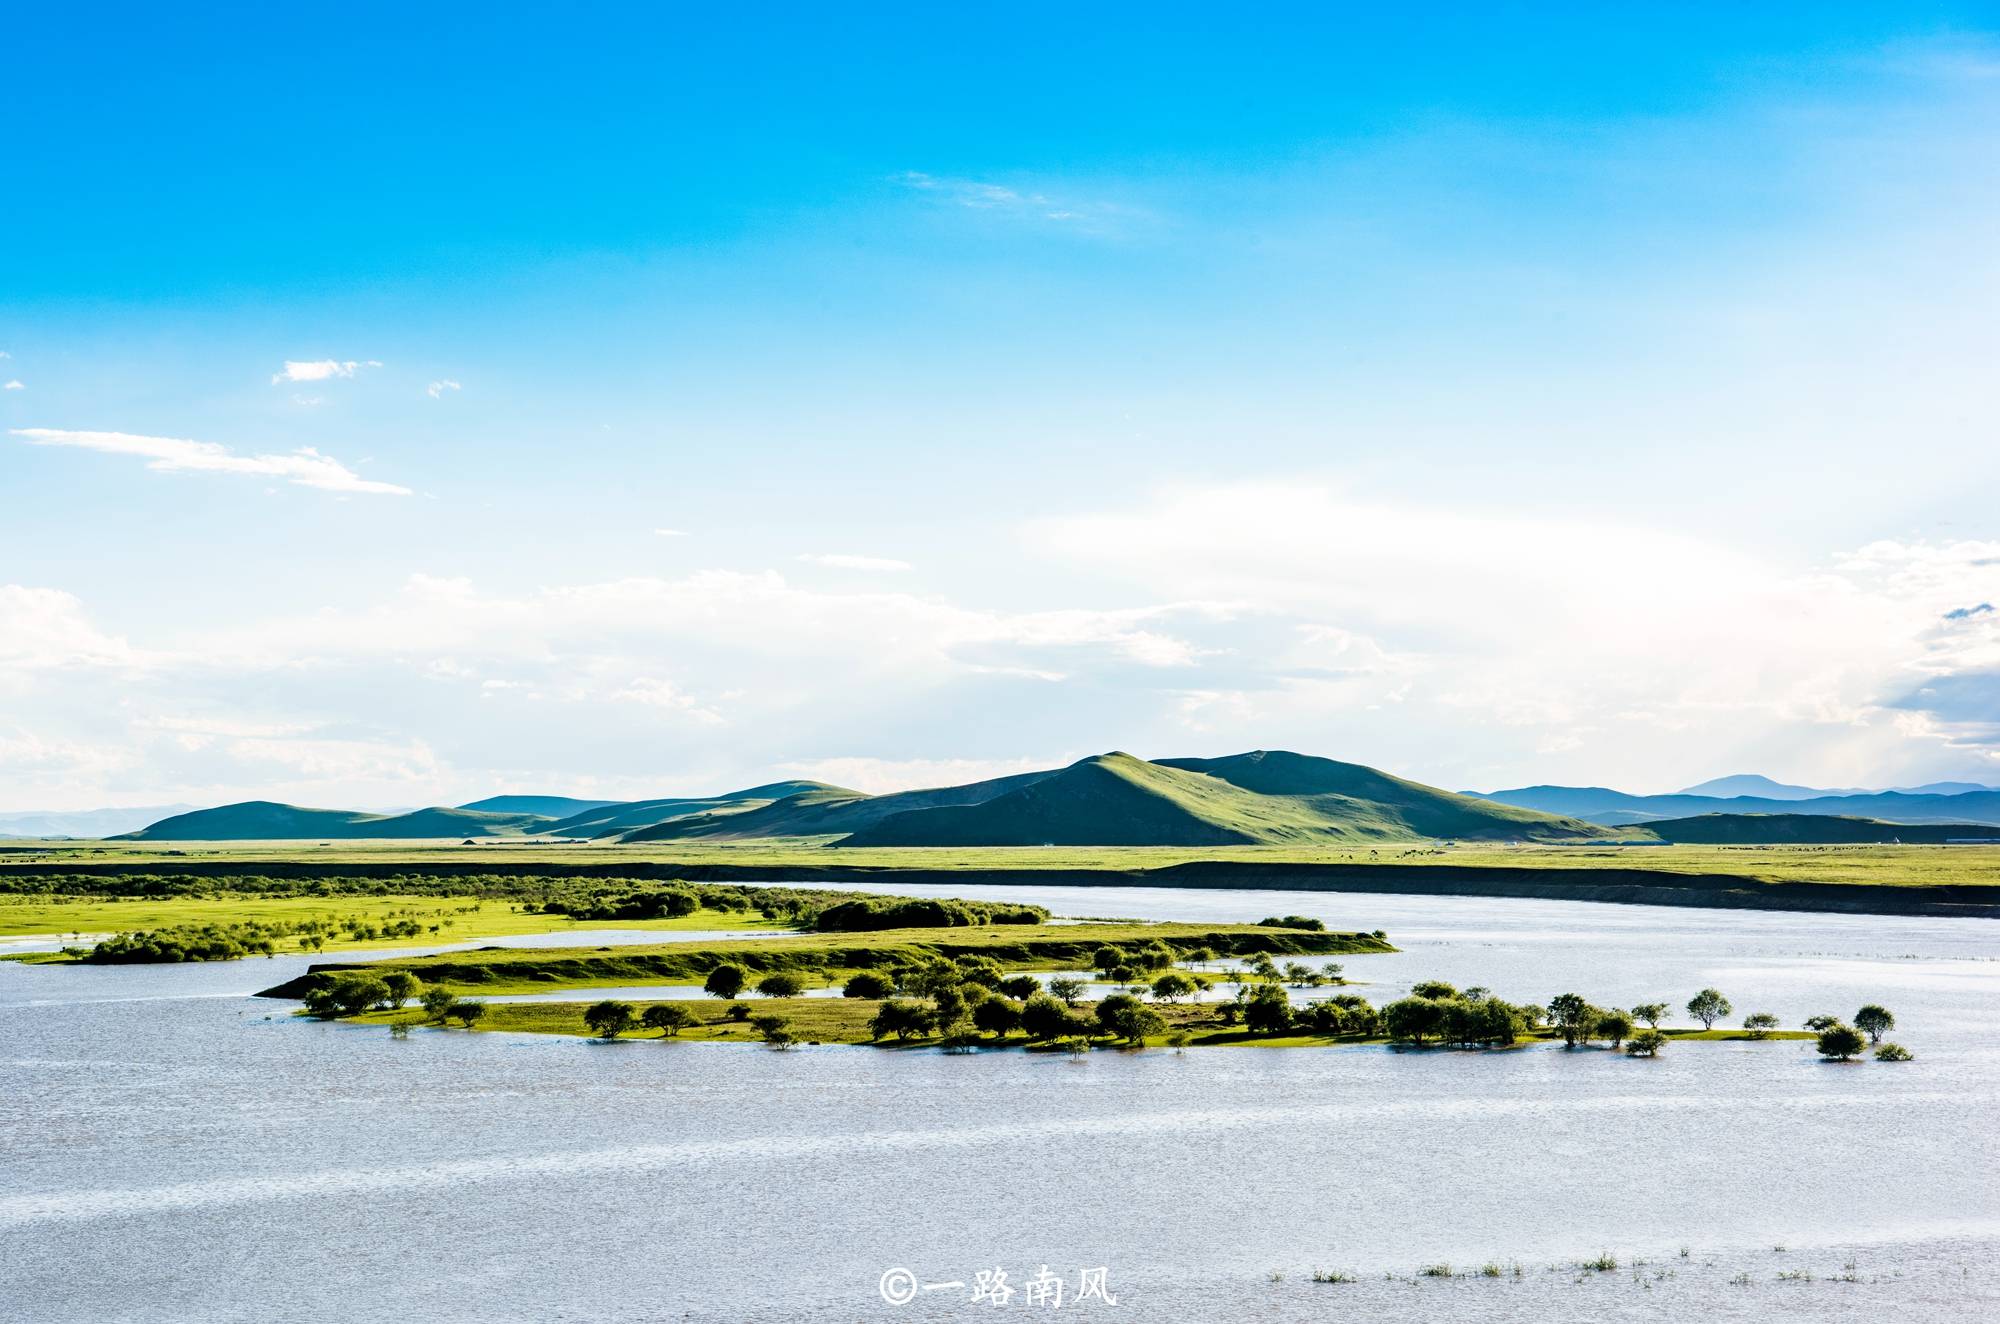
9, 838, 1999, 890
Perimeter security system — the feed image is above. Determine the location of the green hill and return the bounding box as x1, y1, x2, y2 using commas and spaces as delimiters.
840, 750, 1611, 847
457, 795, 620, 817
121, 801, 551, 841
619, 771, 1054, 843
543, 781, 850, 838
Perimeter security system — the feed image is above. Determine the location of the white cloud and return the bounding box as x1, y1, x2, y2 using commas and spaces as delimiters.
12, 428, 410, 495
426, 379, 461, 399
0, 585, 142, 672
654, 527, 691, 538
271, 359, 381, 385
778, 755, 1069, 795
3, 380, 22, 391
797, 553, 913, 572
896, 171, 1135, 230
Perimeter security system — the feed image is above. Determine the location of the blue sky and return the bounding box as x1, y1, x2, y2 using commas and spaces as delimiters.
4, 4, 1998, 809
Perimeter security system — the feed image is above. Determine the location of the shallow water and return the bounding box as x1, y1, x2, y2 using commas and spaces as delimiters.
2, 887, 1996, 1322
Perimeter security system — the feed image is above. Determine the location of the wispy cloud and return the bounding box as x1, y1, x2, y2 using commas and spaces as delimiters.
797, 552, 912, 571
896, 171, 1131, 230
11, 428, 410, 495
271, 359, 381, 385
2, 381, 21, 391
426, 379, 461, 399
654, 527, 691, 538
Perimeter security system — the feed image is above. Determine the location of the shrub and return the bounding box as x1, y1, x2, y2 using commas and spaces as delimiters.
1095, 993, 1164, 1044
1626, 1029, 1665, 1057
702, 963, 748, 1000
1048, 977, 1086, 1007
1383, 996, 1447, 1046
1595, 1010, 1634, 1049
999, 975, 1041, 1000
1741, 1012, 1780, 1039
452, 1001, 487, 1028
1244, 984, 1292, 1036
1816, 1023, 1866, 1061
756, 971, 805, 998
869, 999, 934, 1042
751, 1013, 795, 1048
1873, 1042, 1912, 1062
1804, 1013, 1840, 1033
1019, 992, 1074, 1041
724, 1002, 751, 1022
1854, 1004, 1895, 1044
382, 971, 422, 1009
842, 971, 892, 999
1686, 988, 1731, 1030
584, 1000, 637, 1039
1257, 915, 1325, 931
971, 997, 1023, 1039
420, 986, 459, 1023
641, 1003, 694, 1036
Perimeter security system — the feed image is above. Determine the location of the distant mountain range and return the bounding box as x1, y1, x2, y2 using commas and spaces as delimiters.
81, 755, 2000, 847
1479, 781, 2000, 828
0, 805, 199, 839
116, 751, 1612, 846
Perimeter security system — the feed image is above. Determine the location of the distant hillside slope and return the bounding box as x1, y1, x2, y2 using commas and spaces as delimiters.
547, 782, 851, 838
841, 751, 1613, 847
1676, 774, 1868, 799
121, 801, 551, 841
1481, 785, 2000, 828
619, 771, 1056, 843
457, 795, 620, 817
1641, 813, 2000, 844
0, 805, 199, 839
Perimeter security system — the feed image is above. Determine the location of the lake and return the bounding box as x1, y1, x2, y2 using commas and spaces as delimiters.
3, 887, 1996, 1321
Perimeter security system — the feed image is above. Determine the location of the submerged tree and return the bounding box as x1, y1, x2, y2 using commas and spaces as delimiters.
1095, 993, 1164, 1045
1686, 988, 1732, 1030
1547, 993, 1596, 1048
1854, 1004, 1895, 1044
1626, 1029, 1666, 1057
1816, 1023, 1866, 1062
1594, 1009, 1634, 1050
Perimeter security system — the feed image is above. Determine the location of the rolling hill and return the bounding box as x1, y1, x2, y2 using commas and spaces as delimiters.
619, 771, 1056, 843
456, 795, 620, 817
1481, 784, 2000, 827
838, 750, 1614, 847
120, 802, 552, 841
542, 782, 850, 838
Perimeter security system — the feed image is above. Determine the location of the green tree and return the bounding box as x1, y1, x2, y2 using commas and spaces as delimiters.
420, 986, 458, 1023
751, 1013, 795, 1048
1626, 1029, 1666, 1057
1816, 1023, 1866, 1061
1803, 1013, 1841, 1032
1244, 984, 1293, 1036
869, 999, 933, 1042
842, 971, 892, 999
1019, 992, 1074, 1041
1091, 946, 1124, 976
584, 1000, 637, 1039
1741, 1012, 1780, 1040
1547, 993, 1596, 1048
1630, 1002, 1668, 1029
703, 963, 748, 1000
1411, 980, 1458, 1000
641, 1003, 694, 1036
756, 971, 805, 998
1686, 988, 1731, 1030
1095, 993, 1164, 1044
1595, 1010, 1634, 1049
382, 971, 422, 1009
999, 975, 1041, 1000
1874, 1042, 1912, 1062
1383, 996, 1447, 1046
971, 997, 1023, 1040
1151, 972, 1197, 1003
452, 1001, 487, 1029
1854, 1004, 1895, 1044
1048, 977, 1086, 1007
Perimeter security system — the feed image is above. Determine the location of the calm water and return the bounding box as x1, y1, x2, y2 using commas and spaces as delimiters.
3, 888, 1997, 1322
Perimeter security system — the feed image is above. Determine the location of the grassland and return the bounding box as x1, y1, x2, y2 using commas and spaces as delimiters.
0, 895, 787, 953
257, 922, 1392, 998
347, 997, 1818, 1050
9, 839, 1997, 917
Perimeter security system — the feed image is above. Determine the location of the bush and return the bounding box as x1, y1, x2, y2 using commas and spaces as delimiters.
1095, 994, 1164, 1044
1383, 996, 1447, 1046
1741, 1012, 1779, 1039
1244, 984, 1292, 1036
1816, 1023, 1866, 1061
1873, 1042, 1912, 1062
452, 1001, 487, 1028
756, 971, 805, 998
584, 1000, 638, 1039
703, 963, 748, 1000
382, 971, 422, 1008
1257, 915, 1325, 931
641, 1003, 694, 1036
750, 1013, 795, 1048
1627, 1029, 1666, 1057
1594, 1010, 1634, 1049
999, 975, 1041, 1000
842, 971, 892, 999
971, 997, 1023, 1039
1019, 993, 1074, 1041
1048, 977, 1086, 1007
724, 1002, 751, 1022
1151, 972, 1197, 1003
421, 986, 459, 1023
869, 999, 934, 1042
1804, 1013, 1840, 1033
